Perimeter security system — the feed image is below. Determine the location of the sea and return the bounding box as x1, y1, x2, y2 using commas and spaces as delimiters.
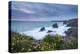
11, 21, 70, 40
11, 21, 63, 32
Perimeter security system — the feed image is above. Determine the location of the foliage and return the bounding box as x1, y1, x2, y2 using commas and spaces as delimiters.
10, 32, 78, 53
11, 32, 34, 52
42, 34, 64, 50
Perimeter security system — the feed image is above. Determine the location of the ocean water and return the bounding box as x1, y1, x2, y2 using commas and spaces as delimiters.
11, 21, 63, 32
11, 21, 70, 40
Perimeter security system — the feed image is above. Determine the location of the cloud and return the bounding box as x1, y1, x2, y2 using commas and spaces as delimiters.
19, 8, 36, 14
10, 1, 78, 21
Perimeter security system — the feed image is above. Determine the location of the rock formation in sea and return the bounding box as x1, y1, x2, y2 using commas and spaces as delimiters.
52, 23, 58, 28
39, 27, 45, 32
47, 30, 53, 33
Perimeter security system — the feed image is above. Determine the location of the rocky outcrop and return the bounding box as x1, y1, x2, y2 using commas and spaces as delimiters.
65, 27, 78, 38
64, 18, 78, 27
64, 18, 78, 38
39, 27, 45, 32
47, 30, 53, 33
52, 23, 58, 28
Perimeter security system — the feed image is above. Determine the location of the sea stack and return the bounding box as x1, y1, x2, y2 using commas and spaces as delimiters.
52, 23, 58, 28
39, 27, 45, 32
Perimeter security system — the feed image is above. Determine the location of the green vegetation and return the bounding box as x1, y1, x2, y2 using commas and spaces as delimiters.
10, 32, 78, 53
41, 34, 64, 50
11, 32, 34, 52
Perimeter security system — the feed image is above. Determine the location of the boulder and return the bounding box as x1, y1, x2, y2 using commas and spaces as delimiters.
52, 23, 58, 28
47, 30, 53, 33
39, 27, 45, 32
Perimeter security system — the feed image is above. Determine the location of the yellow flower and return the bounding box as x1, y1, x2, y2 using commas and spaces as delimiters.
12, 43, 15, 46
28, 49, 31, 51
41, 47, 44, 50
21, 48, 24, 51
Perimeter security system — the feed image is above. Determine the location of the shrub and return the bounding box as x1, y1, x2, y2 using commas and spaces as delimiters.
10, 32, 34, 52
10, 32, 78, 52
42, 34, 64, 50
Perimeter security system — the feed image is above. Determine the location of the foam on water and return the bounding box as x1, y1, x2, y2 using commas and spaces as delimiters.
21, 25, 71, 40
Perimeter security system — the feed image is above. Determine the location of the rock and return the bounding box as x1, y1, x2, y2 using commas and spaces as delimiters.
52, 23, 58, 28
65, 27, 78, 38
47, 30, 53, 33
39, 27, 45, 32
65, 19, 78, 27
63, 21, 67, 24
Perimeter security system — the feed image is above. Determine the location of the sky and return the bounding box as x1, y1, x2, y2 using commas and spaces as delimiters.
10, 1, 78, 21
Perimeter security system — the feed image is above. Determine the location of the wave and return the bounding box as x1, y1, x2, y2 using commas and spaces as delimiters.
20, 25, 71, 40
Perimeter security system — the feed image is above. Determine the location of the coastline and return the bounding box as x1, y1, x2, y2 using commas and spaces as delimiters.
10, 18, 78, 52
21, 24, 70, 40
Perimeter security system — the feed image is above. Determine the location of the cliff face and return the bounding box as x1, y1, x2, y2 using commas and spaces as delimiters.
63, 18, 78, 27
64, 18, 78, 38
66, 19, 78, 27
63, 18, 78, 49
